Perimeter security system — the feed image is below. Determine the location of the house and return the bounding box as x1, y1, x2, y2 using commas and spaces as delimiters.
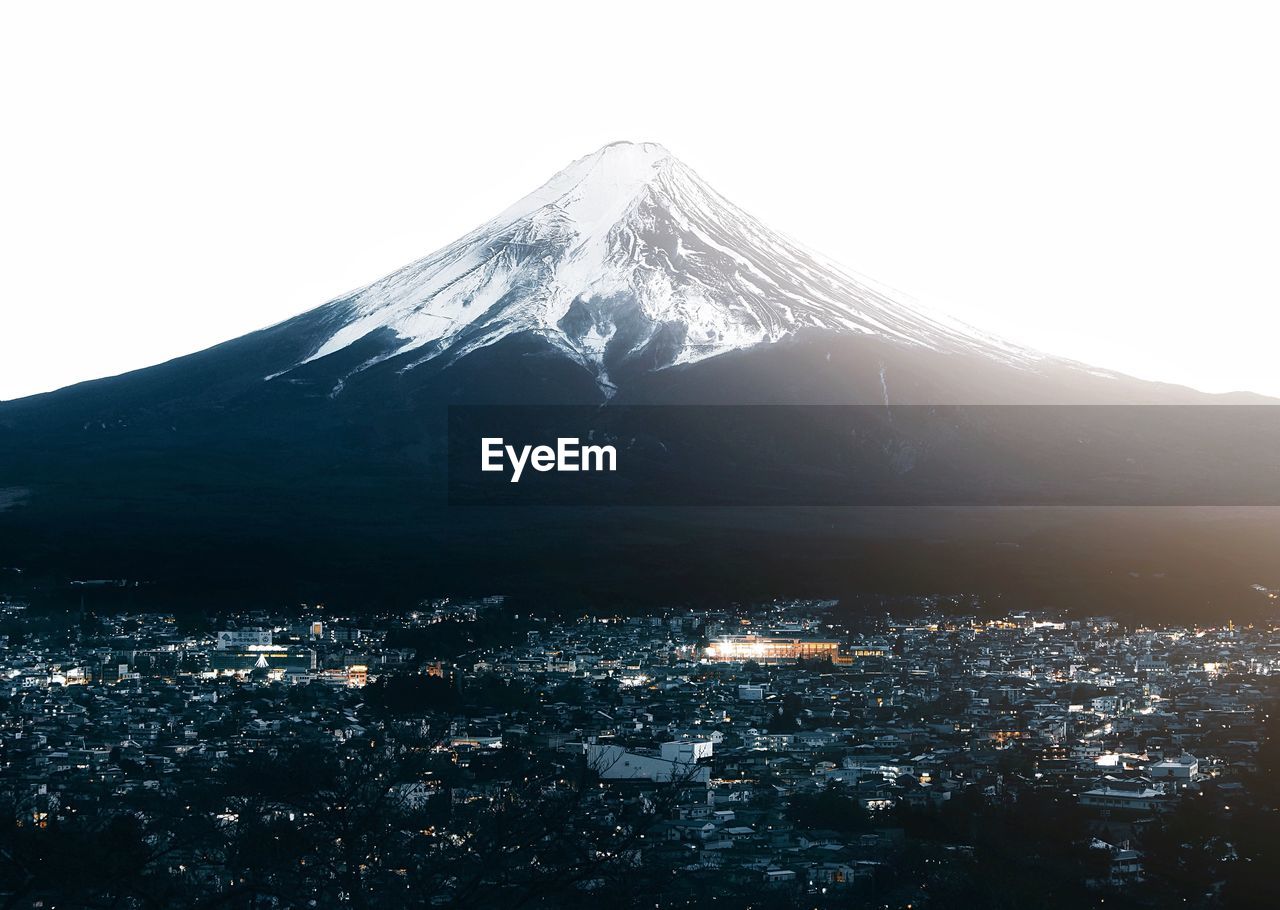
1079, 781, 1170, 814
663, 820, 716, 842
1147, 752, 1198, 782
585, 743, 710, 783
1086, 839, 1144, 888
809, 862, 870, 888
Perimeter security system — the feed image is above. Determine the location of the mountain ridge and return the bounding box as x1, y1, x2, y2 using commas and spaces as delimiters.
3, 140, 1271, 409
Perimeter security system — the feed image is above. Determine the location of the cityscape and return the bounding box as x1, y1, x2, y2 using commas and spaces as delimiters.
1, 592, 1276, 908
4, 6, 1278, 909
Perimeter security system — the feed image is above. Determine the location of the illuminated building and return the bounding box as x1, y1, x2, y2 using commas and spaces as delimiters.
216, 629, 273, 650
315, 665, 369, 687
850, 644, 890, 658
209, 646, 315, 673
704, 635, 847, 664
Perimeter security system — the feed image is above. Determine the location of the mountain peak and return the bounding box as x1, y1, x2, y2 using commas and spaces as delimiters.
596, 139, 673, 158
488, 140, 678, 237
291, 142, 1034, 393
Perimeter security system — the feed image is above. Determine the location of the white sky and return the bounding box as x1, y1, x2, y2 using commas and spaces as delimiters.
1, 2, 1277, 400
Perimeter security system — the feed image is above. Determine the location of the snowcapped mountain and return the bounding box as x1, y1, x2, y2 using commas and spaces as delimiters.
1, 139, 1274, 612
279, 141, 1036, 395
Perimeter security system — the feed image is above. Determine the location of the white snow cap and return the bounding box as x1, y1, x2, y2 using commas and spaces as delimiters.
492, 141, 676, 235
289, 140, 1034, 392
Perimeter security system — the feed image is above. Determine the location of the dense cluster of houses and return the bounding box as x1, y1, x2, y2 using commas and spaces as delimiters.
0, 595, 1275, 900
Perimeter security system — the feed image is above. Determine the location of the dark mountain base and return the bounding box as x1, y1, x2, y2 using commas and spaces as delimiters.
2, 333, 1275, 622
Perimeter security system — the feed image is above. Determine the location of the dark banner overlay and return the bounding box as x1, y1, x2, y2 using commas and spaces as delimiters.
447, 405, 1280, 506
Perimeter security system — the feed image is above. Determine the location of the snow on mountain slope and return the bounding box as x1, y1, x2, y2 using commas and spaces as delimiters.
283, 141, 1039, 392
